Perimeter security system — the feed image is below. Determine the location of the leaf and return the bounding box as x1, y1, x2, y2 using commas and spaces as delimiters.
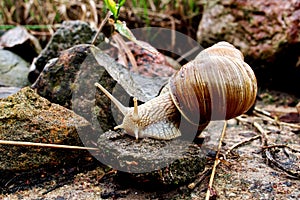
118, 0, 126, 7
114, 20, 137, 41
104, 0, 117, 19
116, 0, 126, 20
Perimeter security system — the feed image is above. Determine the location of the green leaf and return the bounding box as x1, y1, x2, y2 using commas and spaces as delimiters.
116, 0, 126, 19
118, 0, 126, 7
115, 20, 137, 41
104, 0, 117, 19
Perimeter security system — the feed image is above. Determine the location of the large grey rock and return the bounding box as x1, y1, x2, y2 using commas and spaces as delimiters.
0, 49, 29, 87
197, 0, 300, 95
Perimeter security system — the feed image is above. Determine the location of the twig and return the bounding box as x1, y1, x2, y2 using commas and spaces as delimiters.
254, 109, 300, 129
236, 114, 300, 179
188, 168, 212, 190
176, 46, 201, 63
235, 115, 252, 123
0, 140, 99, 151
112, 33, 138, 72
254, 107, 272, 117
225, 134, 261, 156
225, 116, 261, 156
253, 121, 269, 146
205, 121, 227, 200
264, 149, 300, 179
91, 11, 112, 45
252, 122, 300, 179
262, 144, 300, 153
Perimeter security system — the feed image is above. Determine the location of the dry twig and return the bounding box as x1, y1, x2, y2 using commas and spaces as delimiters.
264, 149, 300, 179
91, 11, 112, 45
111, 33, 138, 71
188, 168, 212, 190
0, 139, 99, 151
254, 108, 300, 129
262, 144, 300, 153
235, 114, 300, 179
253, 121, 300, 179
205, 121, 227, 200
225, 134, 260, 157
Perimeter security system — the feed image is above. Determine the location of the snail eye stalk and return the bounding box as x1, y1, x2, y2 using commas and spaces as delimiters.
132, 97, 139, 121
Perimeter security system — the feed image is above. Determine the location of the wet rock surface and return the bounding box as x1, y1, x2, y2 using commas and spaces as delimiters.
96, 130, 207, 186
197, 0, 300, 95
0, 87, 93, 171
0, 49, 30, 87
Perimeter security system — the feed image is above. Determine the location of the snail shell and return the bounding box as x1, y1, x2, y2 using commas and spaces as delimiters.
95, 41, 257, 140
170, 41, 257, 125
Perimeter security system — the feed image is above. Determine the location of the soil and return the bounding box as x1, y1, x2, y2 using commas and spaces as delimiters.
0, 90, 299, 200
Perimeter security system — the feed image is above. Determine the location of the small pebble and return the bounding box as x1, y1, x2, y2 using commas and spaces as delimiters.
228, 192, 236, 197
283, 181, 292, 187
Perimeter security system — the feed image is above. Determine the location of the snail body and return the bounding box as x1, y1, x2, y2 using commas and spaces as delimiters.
95, 41, 257, 140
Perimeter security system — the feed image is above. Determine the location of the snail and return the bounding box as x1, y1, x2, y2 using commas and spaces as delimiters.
95, 41, 257, 140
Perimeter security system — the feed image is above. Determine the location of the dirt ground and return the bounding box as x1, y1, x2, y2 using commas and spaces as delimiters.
1, 90, 299, 200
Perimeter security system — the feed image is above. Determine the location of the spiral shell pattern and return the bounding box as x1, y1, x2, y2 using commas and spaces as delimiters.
169, 41, 257, 125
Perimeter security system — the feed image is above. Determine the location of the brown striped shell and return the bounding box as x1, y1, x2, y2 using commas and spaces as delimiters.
169, 41, 257, 125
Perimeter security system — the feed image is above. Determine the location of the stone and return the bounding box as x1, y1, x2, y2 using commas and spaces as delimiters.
28, 20, 101, 83
0, 26, 42, 63
0, 49, 30, 87
96, 130, 207, 186
0, 87, 93, 171
197, 0, 300, 95
0, 86, 21, 98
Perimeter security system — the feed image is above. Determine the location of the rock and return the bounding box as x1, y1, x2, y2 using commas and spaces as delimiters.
31, 44, 93, 109
0, 87, 93, 171
197, 0, 300, 95
0, 26, 42, 63
0, 86, 21, 98
96, 131, 207, 186
0, 49, 30, 87
28, 20, 101, 83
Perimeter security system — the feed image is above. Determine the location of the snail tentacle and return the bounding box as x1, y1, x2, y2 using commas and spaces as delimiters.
132, 97, 139, 121
94, 83, 129, 116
